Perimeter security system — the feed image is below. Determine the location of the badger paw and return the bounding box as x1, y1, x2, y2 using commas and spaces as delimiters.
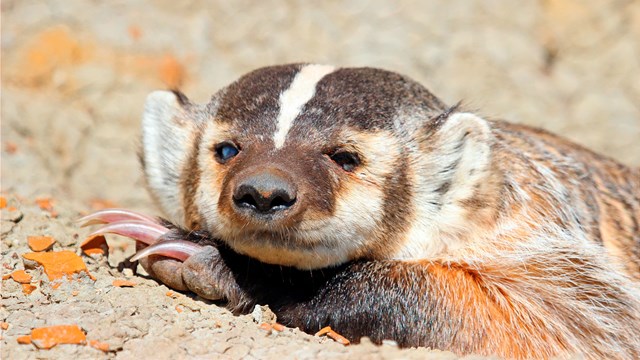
79, 209, 225, 300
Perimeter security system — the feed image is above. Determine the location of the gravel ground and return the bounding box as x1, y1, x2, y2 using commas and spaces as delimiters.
1, 0, 639, 359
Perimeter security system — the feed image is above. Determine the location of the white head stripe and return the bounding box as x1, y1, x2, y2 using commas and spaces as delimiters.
273, 64, 336, 148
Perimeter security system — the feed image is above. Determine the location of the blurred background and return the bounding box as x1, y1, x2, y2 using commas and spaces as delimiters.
2, 0, 639, 211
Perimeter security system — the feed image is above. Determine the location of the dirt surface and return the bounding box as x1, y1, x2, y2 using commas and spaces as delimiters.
1, 0, 639, 359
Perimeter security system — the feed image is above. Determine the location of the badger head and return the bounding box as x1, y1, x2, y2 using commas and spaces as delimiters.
140, 64, 498, 269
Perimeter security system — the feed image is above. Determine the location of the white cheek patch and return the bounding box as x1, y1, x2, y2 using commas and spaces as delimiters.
295, 130, 401, 264
273, 64, 336, 149
331, 179, 385, 247
283, 179, 386, 269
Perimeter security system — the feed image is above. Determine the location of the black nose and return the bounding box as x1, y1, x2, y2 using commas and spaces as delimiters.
233, 173, 297, 214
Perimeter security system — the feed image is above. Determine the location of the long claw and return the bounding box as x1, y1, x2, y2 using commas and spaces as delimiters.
131, 240, 203, 262
78, 208, 159, 227
88, 220, 170, 245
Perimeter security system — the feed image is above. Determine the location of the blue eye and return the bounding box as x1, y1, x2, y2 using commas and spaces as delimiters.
214, 142, 239, 163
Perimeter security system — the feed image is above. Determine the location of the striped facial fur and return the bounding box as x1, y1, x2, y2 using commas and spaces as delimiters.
141, 64, 472, 268
137, 64, 640, 358
140, 64, 639, 276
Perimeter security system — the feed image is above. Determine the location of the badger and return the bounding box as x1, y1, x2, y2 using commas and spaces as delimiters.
82, 64, 640, 359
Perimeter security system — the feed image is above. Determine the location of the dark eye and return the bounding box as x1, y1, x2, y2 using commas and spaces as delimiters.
329, 150, 360, 172
214, 142, 239, 163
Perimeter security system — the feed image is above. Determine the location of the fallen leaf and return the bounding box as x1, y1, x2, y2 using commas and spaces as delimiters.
34, 197, 57, 218
18, 26, 91, 86
2, 273, 11, 280
30, 325, 86, 349
166, 291, 179, 298
112, 279, 136, 287
89, 198, 118, 210
10, 270, 32, 284
17, 335, 31, 344
159, 54, 185, 89
315, 326, 332, 337
315, 326, 350, 346
259, 323, 272, 331
1, 322, 9, 330
22, 284, 37, 295
175, 305, 183, 313
0, 196, 6, 208
27, 236, 56, 252
23, 251, 91, 281
128, 25, 142, 40
89, 339, 109, 352
272, 323, 285, 332
80, 235, 108, 256
35, 197, 54, 211
5, 142, 18, 154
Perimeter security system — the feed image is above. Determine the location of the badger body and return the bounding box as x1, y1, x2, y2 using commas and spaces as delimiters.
126, 64, 640, 358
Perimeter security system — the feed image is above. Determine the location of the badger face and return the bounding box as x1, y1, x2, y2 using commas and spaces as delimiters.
141, 64, 497, 269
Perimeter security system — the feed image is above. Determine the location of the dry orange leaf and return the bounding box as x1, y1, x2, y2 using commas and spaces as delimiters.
315, 326, 350, 346
112, 279, 136, 287
1, 322, 9, 330
89, 339, 110, 352
175, 305, 183, 313
5, 142, 18, 154
18, 25, 92, 87
28, 236, 56, 252
23, 251, 91, 281
29, 325, 86, 349
128, 25, 142, 40
2, 273, 11, 280
0, 196, 6, 209
10, 270, 32, 284
89, 198, 118, 210
159, 54, 185, 89
17, 335, 31, 344
259, 323, 272, 331
35, 197, 58, 217
22, 284, 37, 295
272, 323, 285, 332
80, 235, 108, 256
166, 291, 179, 298
35, 197, 54, 211
315, 326, 332, 337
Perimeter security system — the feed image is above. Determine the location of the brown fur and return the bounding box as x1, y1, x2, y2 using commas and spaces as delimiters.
139, 64, 640, 359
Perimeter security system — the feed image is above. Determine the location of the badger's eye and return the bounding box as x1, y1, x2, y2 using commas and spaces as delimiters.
214, 142, 239, 163
329, 150, 360, 172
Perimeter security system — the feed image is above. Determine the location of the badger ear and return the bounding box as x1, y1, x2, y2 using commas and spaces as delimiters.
423, 112, 495, 202
140, 91, 198, 225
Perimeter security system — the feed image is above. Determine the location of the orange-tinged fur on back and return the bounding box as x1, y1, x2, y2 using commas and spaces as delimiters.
408, 120, 640, 358
138, 67, 640, 359
490, 121, 640, 279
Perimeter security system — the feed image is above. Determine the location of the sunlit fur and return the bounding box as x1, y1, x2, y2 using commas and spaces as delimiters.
140, 65, 640, 359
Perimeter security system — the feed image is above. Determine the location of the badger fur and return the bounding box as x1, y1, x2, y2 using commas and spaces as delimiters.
129, 64, 640, 359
